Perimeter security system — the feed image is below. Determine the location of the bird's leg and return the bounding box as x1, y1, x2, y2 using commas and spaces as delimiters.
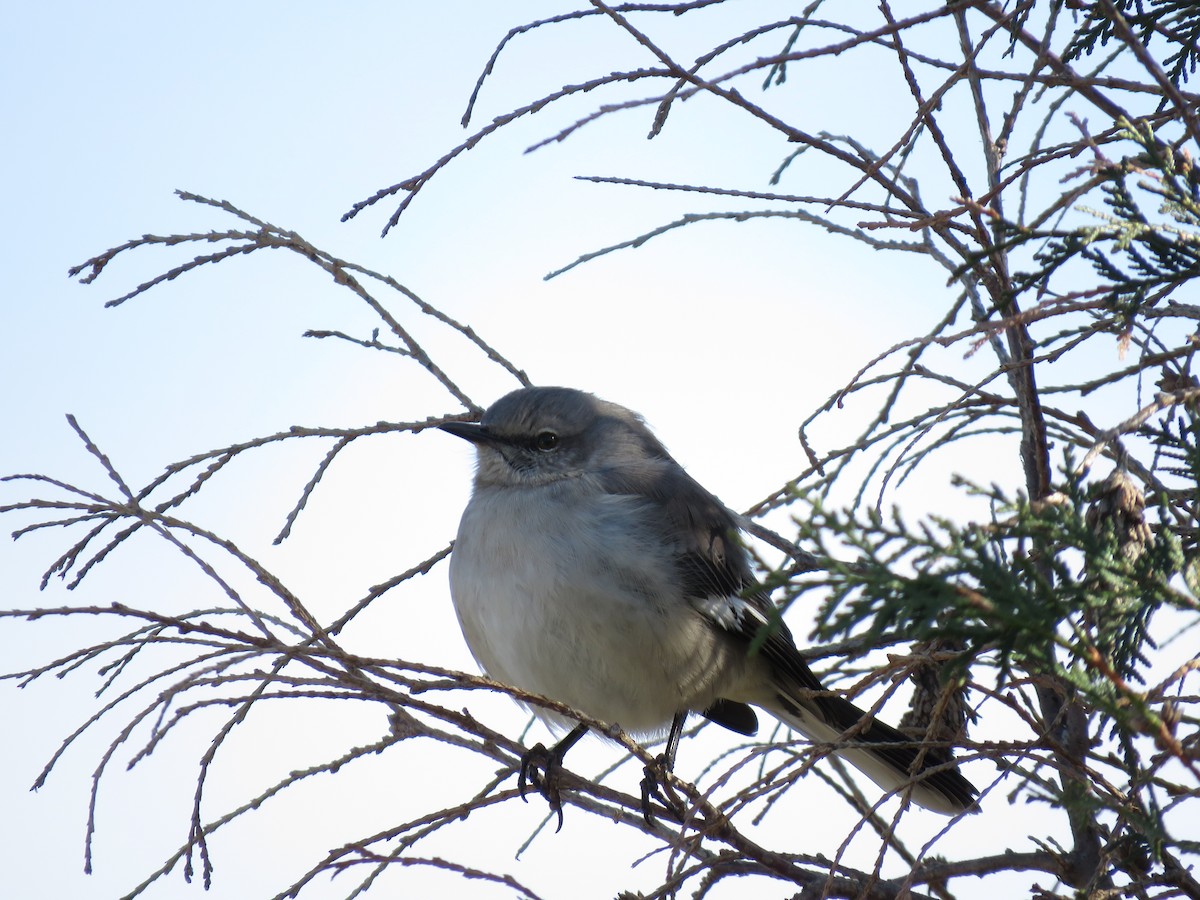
641, 711, 687, 825
518, 722, 588, 831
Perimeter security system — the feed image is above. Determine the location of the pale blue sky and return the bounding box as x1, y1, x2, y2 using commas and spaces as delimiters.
2, 4, 1175, 899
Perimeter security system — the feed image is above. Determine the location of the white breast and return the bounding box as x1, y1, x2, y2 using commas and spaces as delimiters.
447, 479, 749, 736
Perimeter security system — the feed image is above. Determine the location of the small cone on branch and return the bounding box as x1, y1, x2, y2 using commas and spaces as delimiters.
898, 635, 971, 752
1084, 468, 1156, 676
1085, 469, 1152, 563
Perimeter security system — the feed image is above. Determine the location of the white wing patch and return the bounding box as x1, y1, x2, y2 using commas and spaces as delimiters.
690, 594, 768, 636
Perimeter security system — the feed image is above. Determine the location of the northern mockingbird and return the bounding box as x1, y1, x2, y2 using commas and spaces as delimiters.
441, 386, 977, 821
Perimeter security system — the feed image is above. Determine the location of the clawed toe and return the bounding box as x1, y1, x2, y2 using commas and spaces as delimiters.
519, 742, 568, 831
516, 723, 588, 831
517, 742, 550, 799
640, 753, 684, 826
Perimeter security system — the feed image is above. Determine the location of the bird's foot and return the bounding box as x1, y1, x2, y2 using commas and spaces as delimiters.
519, 742, 569, 832
515, 723, 588, 832
640, 752, 685, 826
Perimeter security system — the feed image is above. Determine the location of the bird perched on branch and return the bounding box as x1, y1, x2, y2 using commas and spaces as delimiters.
441, 386, 978, 823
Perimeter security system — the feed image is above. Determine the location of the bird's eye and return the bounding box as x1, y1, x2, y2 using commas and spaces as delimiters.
535, 430, 559, 451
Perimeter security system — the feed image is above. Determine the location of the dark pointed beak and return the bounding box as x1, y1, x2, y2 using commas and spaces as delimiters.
439, 421, 495, 445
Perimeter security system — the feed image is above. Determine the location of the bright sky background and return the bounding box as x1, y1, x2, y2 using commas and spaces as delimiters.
3, 4, 1188, 899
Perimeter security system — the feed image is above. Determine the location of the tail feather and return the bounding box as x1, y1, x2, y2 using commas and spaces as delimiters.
769, 692, 978, 816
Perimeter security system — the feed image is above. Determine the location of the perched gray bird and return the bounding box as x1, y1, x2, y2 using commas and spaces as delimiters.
441, 386, 977, 820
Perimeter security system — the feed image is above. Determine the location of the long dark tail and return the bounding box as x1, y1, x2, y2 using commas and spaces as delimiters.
769, 692, 978, 815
